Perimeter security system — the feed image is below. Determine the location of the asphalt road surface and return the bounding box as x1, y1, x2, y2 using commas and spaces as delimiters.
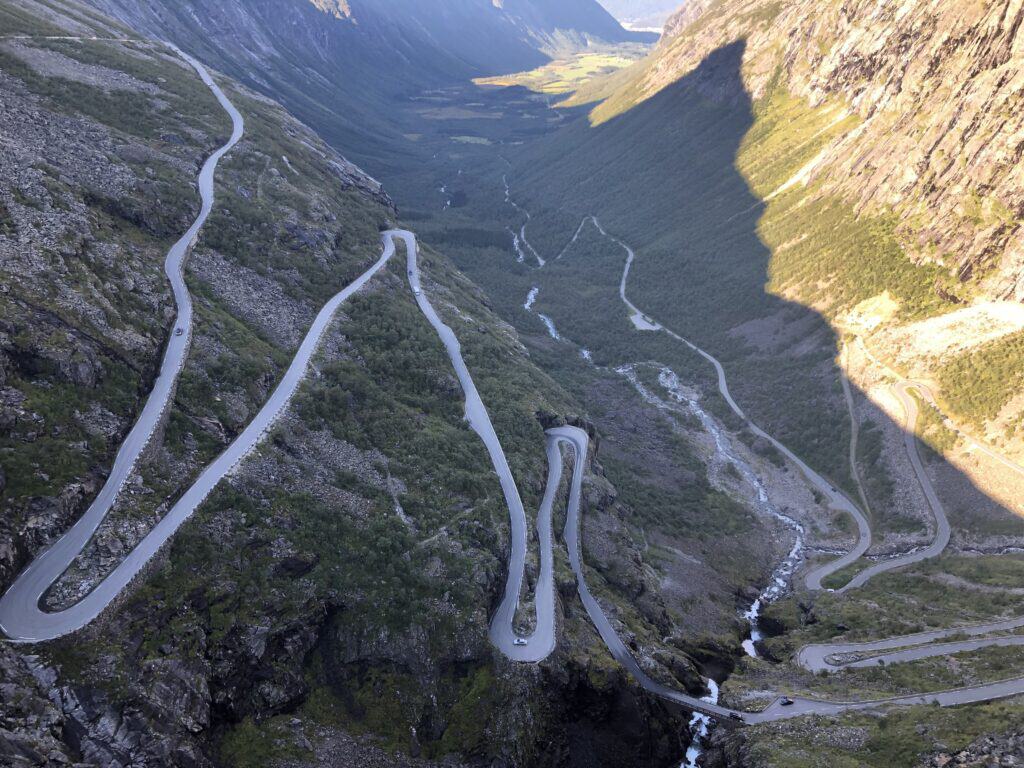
798, 615, 1024, 673
400, 231, 556, 661
834, 381, 951, 592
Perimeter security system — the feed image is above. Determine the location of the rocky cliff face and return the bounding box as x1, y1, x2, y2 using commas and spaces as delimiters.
625, 0, 1024, 303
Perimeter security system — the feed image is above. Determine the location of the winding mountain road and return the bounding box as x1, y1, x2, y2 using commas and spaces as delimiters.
402, 230, 555, 661
529, 211, 957, 595
528, 211, 1024, 722
524, 422, 1024, 725
0, 44, 245, 642
0, 77, 558, 656
839, 347, 873, 518
855, 336, 1024, 482
798, 616, 1024, 674
582, 216, 875, 591
833, 381, 951, 592
593, 215, 958, 593
0, 221, 561, 646
5, 52, 1024, 729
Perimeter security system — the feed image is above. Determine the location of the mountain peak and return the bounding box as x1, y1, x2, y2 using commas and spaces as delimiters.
309, 0, 353, 20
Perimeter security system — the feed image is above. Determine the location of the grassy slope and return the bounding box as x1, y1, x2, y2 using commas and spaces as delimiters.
937, 331, 1024, 435
738, 699, 1024, 768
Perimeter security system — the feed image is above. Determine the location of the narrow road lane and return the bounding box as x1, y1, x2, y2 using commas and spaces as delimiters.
798, 615, 1024, 673
401, 231, 556, 661
840, 345, 872, 518
835, 381, 951, 592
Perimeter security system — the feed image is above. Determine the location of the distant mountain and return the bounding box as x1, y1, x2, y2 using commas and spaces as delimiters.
84, 0, 651, 177
596, 0, 681, 30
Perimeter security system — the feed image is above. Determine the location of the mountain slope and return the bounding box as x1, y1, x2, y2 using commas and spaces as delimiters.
506, 0, 1024, 505
0, 3, 739, 766
83, 0, 652, 179
610, 0, 1024, 300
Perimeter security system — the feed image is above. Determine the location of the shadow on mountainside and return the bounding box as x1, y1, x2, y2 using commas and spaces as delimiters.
512, 39, 1023, 565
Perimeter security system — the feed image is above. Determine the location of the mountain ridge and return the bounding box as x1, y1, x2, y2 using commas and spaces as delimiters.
83, 0, 653, 179
594, 0, 1024, 303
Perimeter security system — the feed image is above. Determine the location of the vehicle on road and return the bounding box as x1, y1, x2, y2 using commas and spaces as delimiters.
780, 697, 794, 707
513, 637, 528, 647
729, 712, 744, 721
174, 328, 184, 337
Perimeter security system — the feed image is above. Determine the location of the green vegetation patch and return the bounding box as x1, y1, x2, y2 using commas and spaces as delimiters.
0, 1, 70, 35
305, 648, 506, 761
856, 418, 896, 516
0, 200, 15, 236
763, 560, 1024, 652
914, 554, 1024, 589
219, 715, 312, 768
475, 48, 647, 97
937, 330, 1024, 429
745, 700, 1024, 768
910, 391, 958, 458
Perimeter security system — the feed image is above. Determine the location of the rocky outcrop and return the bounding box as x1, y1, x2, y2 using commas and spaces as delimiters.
0, 648, 78, 767
924, 731, 1024, 767
0, 644, 215, 768
661, 0, 715, 39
